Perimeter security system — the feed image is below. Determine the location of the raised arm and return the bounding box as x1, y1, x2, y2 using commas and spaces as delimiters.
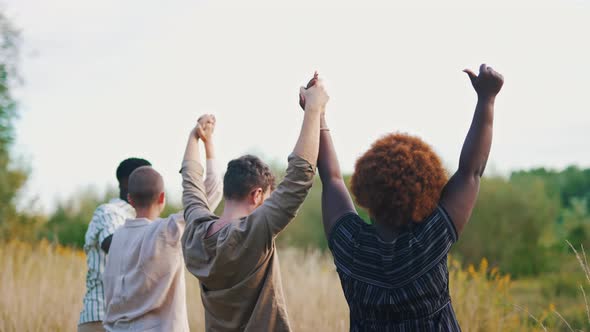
318, 114, 356, 237
205, 160, 223, 211
250, 76, 329, 236
292, 80, 327, 163
440, 64, 504, 235
303, 73, 355, 236
197, 115, 223, 211
181, 118, 215, 224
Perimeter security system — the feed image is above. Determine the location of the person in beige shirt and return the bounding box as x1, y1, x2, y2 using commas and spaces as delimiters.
181, 78, 329, 331
102, 166, 188, 332
102, 116, 222, 332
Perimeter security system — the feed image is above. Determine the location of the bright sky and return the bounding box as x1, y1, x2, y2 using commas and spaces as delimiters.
5, 0, 590, 212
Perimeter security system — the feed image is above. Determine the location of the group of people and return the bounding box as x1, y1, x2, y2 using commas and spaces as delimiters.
77, 64, 504, 332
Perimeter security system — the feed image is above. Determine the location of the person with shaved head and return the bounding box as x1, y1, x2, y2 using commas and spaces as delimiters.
127, 167, 165, 208
101, 165, 188, 332
101, 116, 222, 332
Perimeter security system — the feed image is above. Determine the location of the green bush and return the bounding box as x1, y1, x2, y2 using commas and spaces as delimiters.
452, 177, 559, 277
41, 188, 115, 248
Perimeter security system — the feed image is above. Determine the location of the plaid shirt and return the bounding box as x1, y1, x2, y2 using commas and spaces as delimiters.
79, 198, 135, 324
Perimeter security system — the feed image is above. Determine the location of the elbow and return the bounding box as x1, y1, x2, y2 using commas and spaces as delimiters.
318, 166, 343, 183
321, 176, 347, 192
182, 197, 197, 215
321, 173, 343, 185
328, 170, 343, 181
181, 193, 190, 207
476, 165, 487, 177
458, 156, 489, 179
457, 166, 485, 180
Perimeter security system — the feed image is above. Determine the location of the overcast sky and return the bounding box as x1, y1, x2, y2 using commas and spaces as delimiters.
4, 0, 590, 212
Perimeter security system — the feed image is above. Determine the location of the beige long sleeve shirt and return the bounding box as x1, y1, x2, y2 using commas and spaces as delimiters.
181, 154, 315, 332
103, 214, 188, 332
203, 159, 223, 212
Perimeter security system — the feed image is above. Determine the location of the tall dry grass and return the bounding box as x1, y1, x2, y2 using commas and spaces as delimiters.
561, 241, 590, 330
0, 240, 534, 331
448, 257, 542, 332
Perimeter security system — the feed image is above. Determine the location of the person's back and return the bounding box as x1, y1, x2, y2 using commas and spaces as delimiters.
181, 82, 329, 331
329, 209, 459, 330
182, 154, 312, 331
79, 158, 151, 332
316, 65, 504, 331
103, 166, 188, 332
103, 214, 187, 332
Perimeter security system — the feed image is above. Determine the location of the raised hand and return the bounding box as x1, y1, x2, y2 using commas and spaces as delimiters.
196, 114, 216, 144
464, 64, 504, 98
299, 71, 319, 110
299, 73, 329, 113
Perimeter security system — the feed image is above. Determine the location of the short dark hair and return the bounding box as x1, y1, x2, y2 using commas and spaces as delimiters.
223, 155, 275, 200
116, 158, 152, 182
128, 166, 164, 208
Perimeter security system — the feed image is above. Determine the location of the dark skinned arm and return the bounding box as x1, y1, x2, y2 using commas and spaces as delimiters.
101, 234, 113, 253
318, 115, 356, 237
300, 72, 356, 237
440, 64, 504, 235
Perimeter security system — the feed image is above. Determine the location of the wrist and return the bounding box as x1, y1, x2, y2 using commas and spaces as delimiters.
320, 114, 328, 128
304, 105, 325, 114
477, 94, 496, 104
190, 130, 199, 140
204, 141, 215, 159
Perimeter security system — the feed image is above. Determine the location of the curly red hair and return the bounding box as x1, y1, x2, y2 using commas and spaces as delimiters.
351, 133, 448, 229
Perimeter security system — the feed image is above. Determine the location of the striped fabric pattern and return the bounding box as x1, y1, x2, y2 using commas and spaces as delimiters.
79, 198, 135, 324
329, 206, 461, 331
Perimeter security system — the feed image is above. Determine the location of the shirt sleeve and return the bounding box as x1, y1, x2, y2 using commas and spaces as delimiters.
181, 159, 217, 225
327, 213, 363, 275
249, 153, 316, 237
413, 205, 458, 248
401, 205, 458, 277
204, 159, 224, 212
97, 210, 124, 244
161, 213, 186, 245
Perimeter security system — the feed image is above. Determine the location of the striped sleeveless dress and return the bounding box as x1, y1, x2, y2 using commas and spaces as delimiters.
329, 206, 461, 331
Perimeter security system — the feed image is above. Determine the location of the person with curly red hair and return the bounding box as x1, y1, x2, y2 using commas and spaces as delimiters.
308, 64, 504, 331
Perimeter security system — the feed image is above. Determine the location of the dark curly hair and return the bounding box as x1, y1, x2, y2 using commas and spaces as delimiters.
223, 155, 276, 200
116, 157, 152, 182
351, 133, 448, 229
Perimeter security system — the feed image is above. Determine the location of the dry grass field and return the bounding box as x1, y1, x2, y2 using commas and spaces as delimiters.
0, 240, 543, 331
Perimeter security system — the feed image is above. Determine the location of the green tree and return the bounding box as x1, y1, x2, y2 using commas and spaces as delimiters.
42, 188, 185, 248
42, 188, 115, 247
511, 166, 590, 210
559, 197, 590, 250
0, 12, 30, 239
452, 177, 560, 277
